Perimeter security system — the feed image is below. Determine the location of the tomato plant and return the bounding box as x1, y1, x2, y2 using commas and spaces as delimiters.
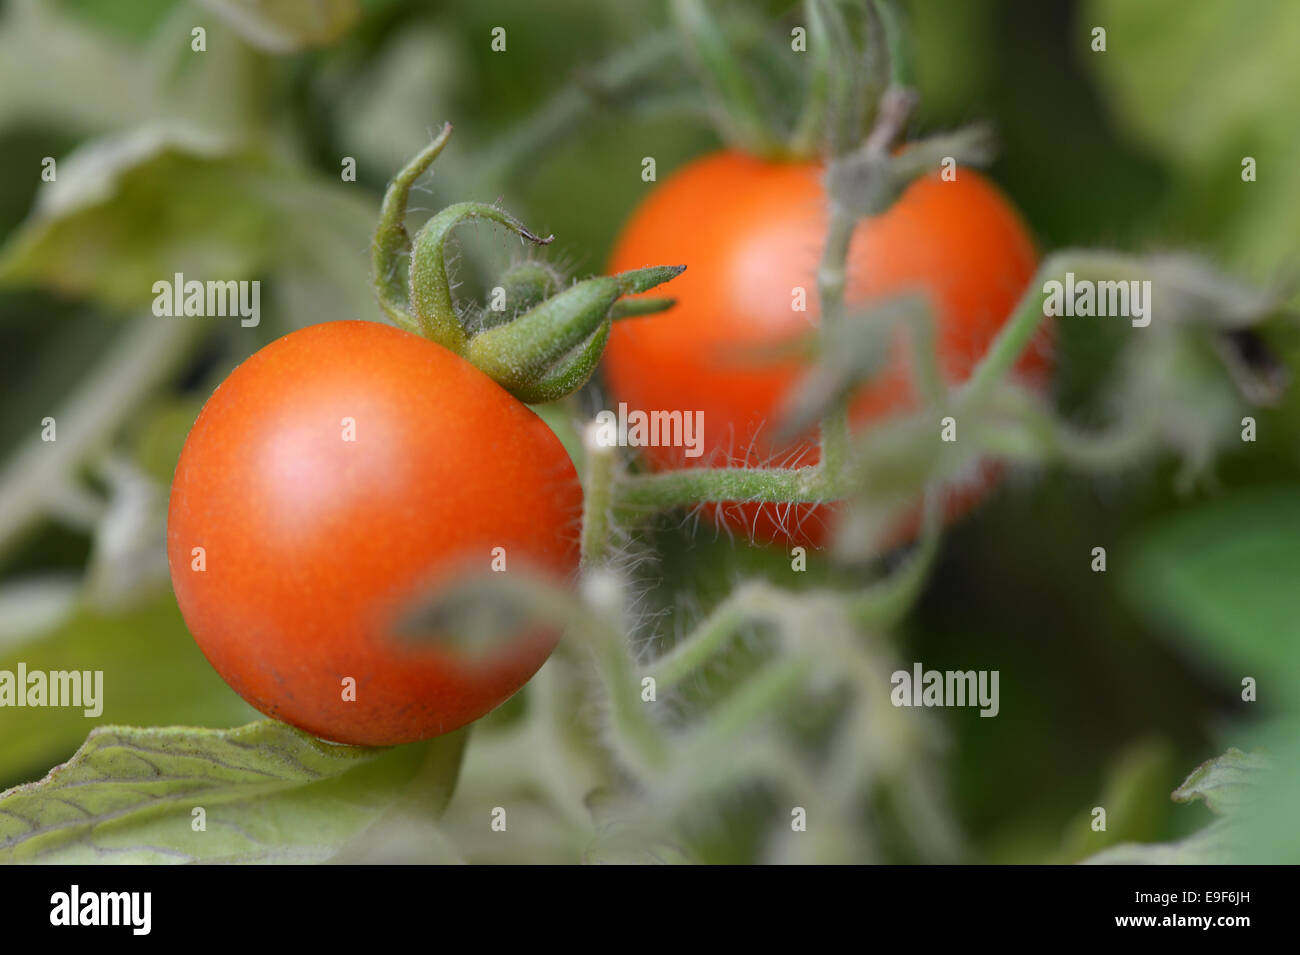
604, 150, 1051, 547
1, 0, 1293, 875
166, 320, 583, 745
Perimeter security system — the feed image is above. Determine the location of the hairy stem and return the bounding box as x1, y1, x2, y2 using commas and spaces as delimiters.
653, 581, 783, 691
815, 205, 858, 481
580, 428, 617, 566
958, 249, 1148, 408
611, 465, 825, 521
372, 123, 453, 332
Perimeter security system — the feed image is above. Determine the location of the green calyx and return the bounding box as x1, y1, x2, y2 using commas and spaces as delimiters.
372, 125, 684, 404
469, 265, 686, 404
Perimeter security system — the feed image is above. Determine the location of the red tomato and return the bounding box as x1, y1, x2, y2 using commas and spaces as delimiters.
167, 321, 582, 745
603, 151, 1049, 547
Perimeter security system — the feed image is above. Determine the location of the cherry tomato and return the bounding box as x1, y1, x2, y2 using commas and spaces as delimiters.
603, 150, 1050, 547
167, 320, 582, 745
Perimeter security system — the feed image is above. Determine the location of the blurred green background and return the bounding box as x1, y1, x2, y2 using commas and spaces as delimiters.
1, 0, 1298, 863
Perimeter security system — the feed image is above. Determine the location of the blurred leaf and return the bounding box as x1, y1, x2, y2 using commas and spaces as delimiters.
196, 0, 360, 53
329, 26, 461, 177
1081, 817, 1237, 864
0, 0, 152, 133
1171, 746, 1271, 815
1086, 0, 1300, 286
1086, 0, 1300, 168
129, 399, 202, 484
1083, 747, 1274, 864
261, 173, 380, 330
328, 811, 465, 863
1054, 739, 1176, 862
0, 124, 378, 327
83, 457, 169, 612
0, 590, 256, 788
0, 125, 272, 307
898, 0, 994, 121
54, 0, 181, 44
0, 720, 464, 863
0, 316, 200, 558
0, 576, 80, 651
1121, 485, 1300, 701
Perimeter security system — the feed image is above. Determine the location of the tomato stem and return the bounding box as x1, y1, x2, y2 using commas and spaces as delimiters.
959, 250, 1147, 408
850, 486, 942, 626
788, 0, 832, 156
372, 123, 454, 333
580, 424, 617, 566
651, 580, 775, 691
670, 0, 785, 158
611, 465, 827, 522
408, 201, 553, 354
814, 204, 858, 482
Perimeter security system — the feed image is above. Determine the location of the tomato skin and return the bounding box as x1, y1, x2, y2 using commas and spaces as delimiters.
604, 150, 1050, 547
167, 321, 582, 746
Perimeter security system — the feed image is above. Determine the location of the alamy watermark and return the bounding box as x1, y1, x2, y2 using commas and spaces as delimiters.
50, 886, 150, 935
890, 662, 999, 717
1043, 272, 1152, 327
590, 403, 704, 458
152, 272, 260, 327
0, 663, 103, 717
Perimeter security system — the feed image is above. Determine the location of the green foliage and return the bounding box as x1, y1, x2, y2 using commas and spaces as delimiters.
1054, 740, 1177, 863
195, 0, 361, 53
1087, 0, 1300, 289
0, 591, 256, 789
0, 0, 1294, 865
0, 126, 375, 327
1083, 747, 1280, 864
0, 720, 464, 863
1122, 485, 1300, 702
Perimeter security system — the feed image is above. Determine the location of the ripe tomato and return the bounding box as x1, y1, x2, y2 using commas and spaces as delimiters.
167, 321, 582, 746
603, 150, 1049, 547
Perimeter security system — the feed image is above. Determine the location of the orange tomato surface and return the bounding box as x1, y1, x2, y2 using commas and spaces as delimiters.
168, 321, 582, 745
604, 151, 1050, 547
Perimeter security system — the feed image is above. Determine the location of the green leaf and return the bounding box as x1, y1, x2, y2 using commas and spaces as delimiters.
196, 0, 360, 53
328, 26, 461, 176
1086, 0, 1300, 168
1172, 747, 1272, 816
1085, 0, 1300, 286
1082, 748, 1274, 865
1054, 739, 1176, 863
0, 125, 378, 327
0, 126, 273, 308
1121, 485, 1300, 702
0, 0, 152, 134
0, 720, 465, 863
0, 590, 257, 789
1081, 818, 1238, 865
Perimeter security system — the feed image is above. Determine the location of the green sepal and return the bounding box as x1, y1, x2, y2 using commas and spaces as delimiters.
408, 201, 553, 354
467, 265, 684, 401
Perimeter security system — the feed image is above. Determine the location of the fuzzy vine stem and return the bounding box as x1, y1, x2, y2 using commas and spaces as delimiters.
814, 204, 858, 482
652, 581, 781, 691
579, 425, 617, 566
371, 123, 454, 333
606, 249, 1214, 519
960, 249, 1147, 408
